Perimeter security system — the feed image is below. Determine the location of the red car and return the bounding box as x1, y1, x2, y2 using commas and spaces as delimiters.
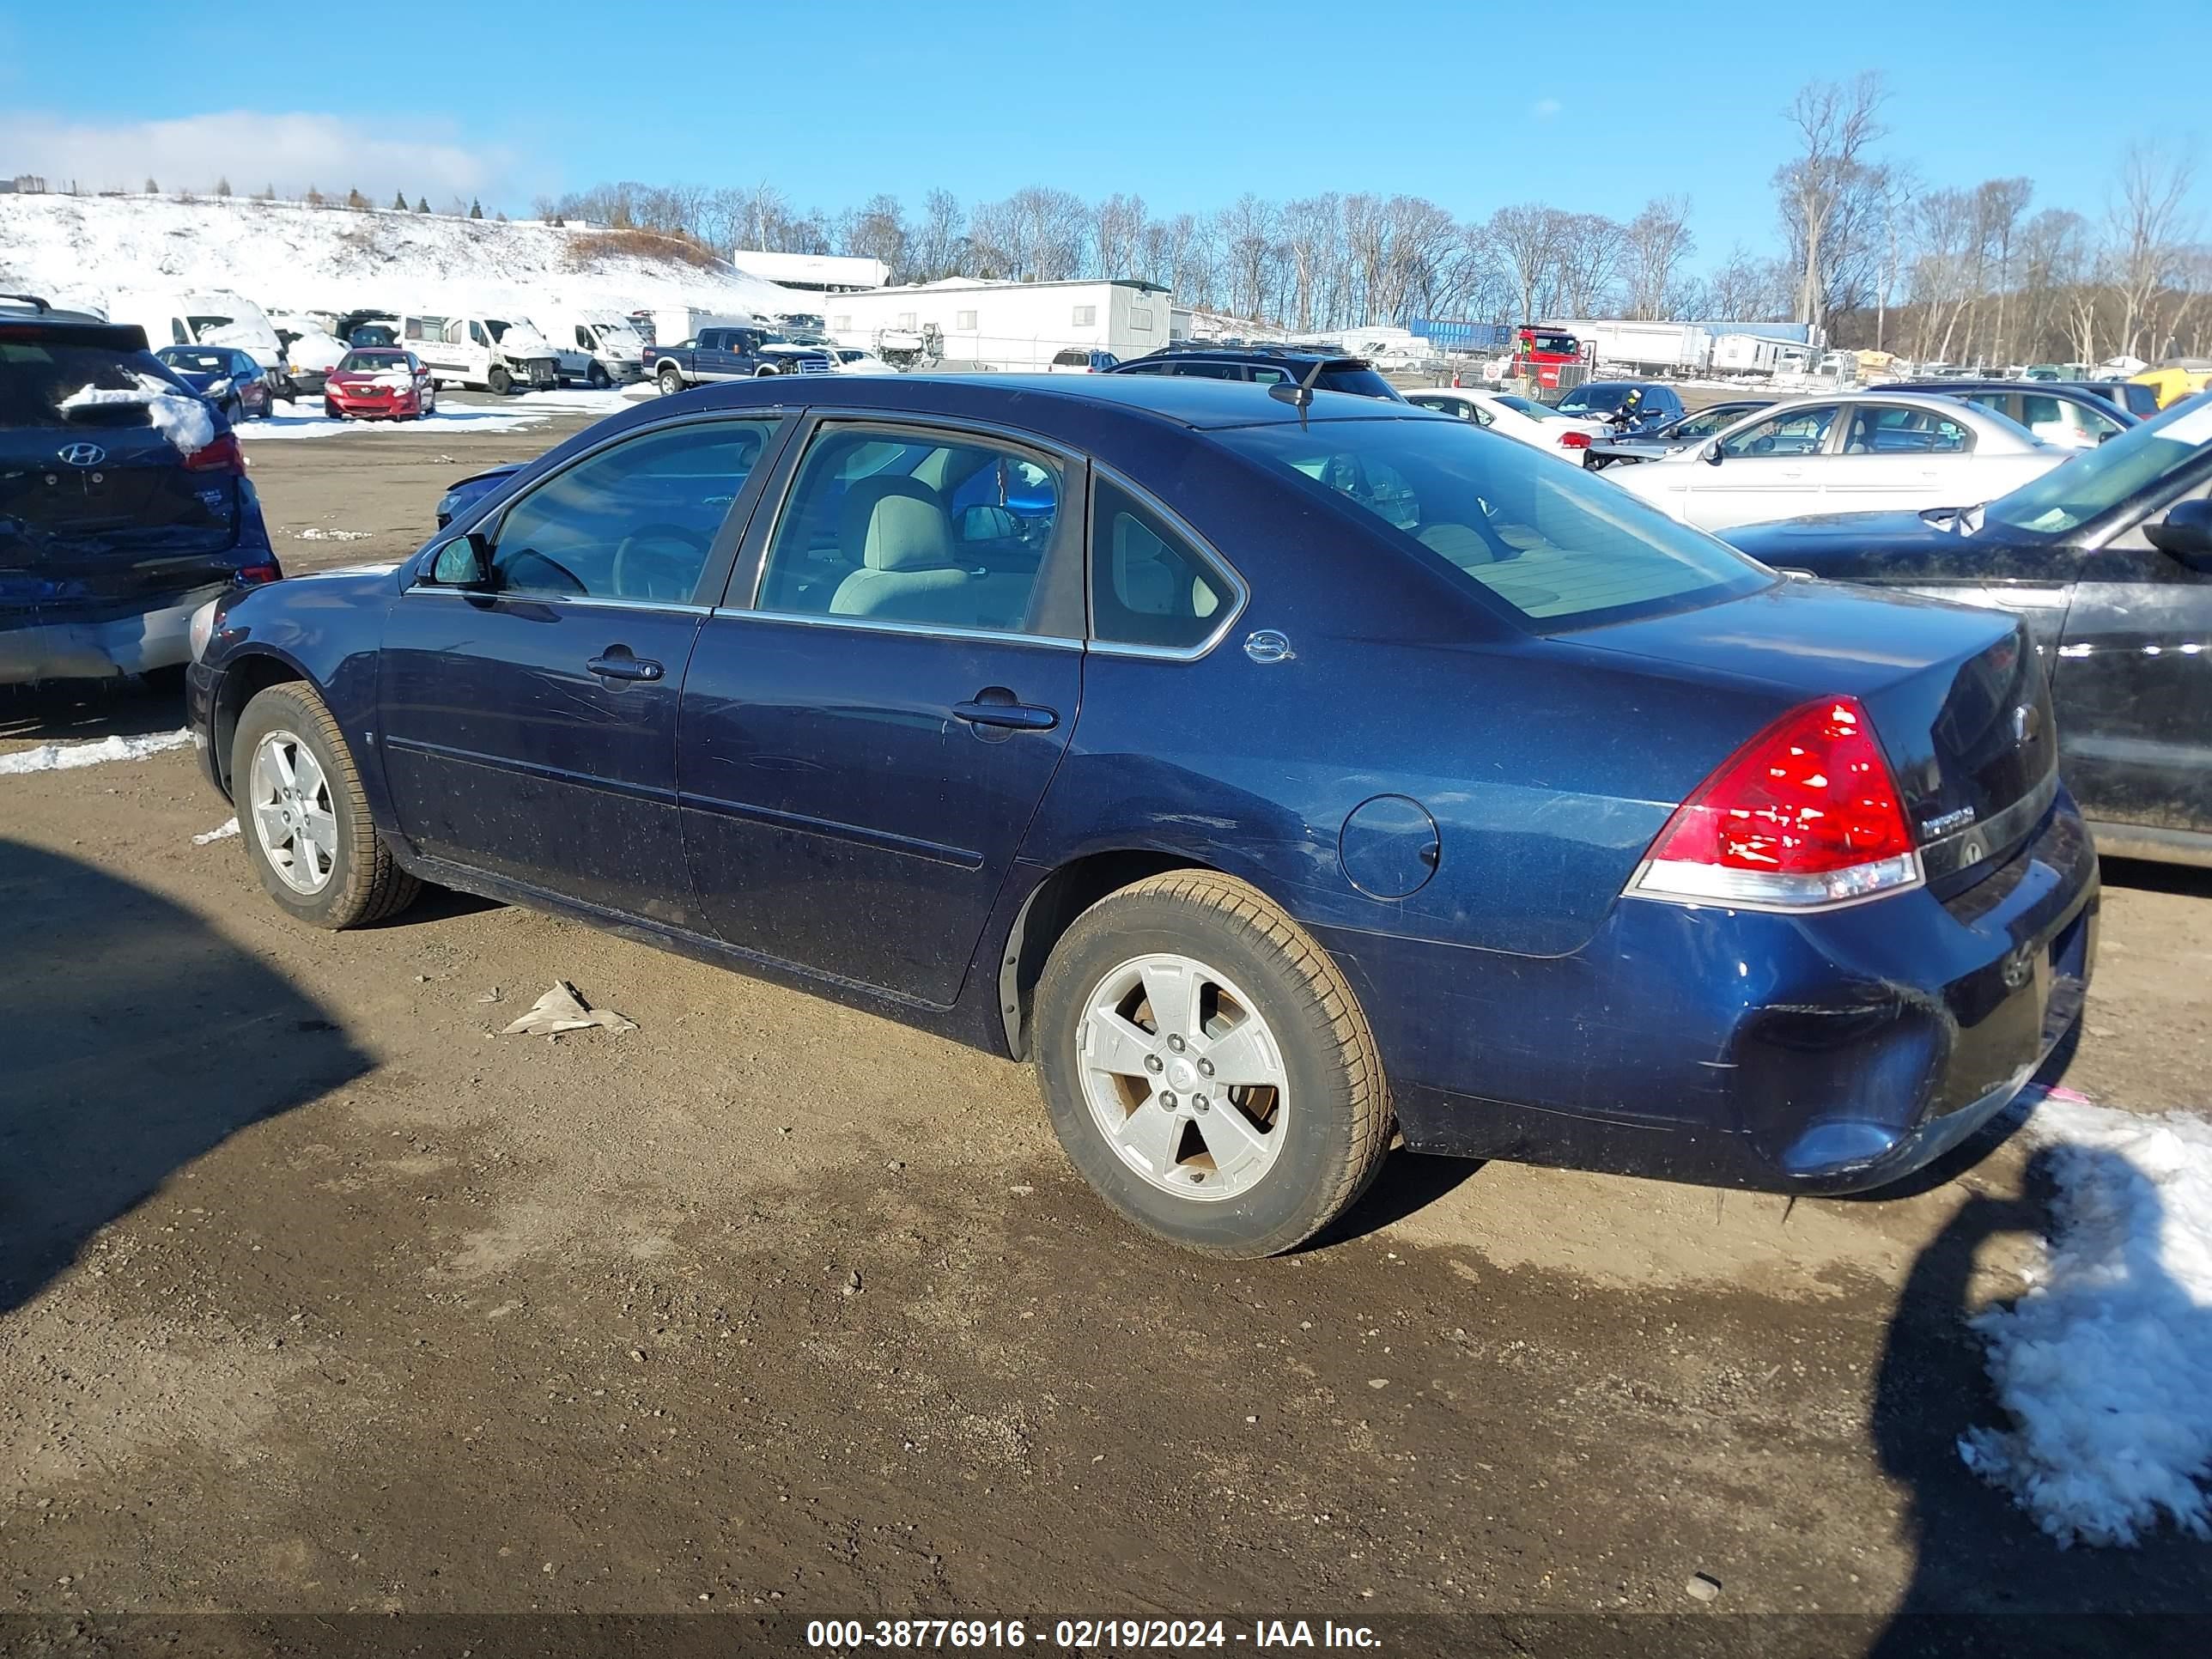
323, 348, 438, 421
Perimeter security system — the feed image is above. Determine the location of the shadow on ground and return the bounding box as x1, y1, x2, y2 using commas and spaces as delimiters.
0, 836, 373, 1314
0, 674, 186, 743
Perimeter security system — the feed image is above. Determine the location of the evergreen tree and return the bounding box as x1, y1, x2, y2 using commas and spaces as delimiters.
214, 177, 232, 198
392, 189, 408, 210
143, 177, 157, 195
416, 196, 430, 213
469, 198, 484, 220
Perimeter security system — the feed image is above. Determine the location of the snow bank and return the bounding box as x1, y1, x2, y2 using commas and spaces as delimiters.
242, 405, 548, 441
1959, 1093, 2212, 1547
58, 380, 216, 456
0, 194, 808, 333
0, 729, 193, 776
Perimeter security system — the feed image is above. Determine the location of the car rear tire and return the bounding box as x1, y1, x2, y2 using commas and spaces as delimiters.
658, 364, 684, 395
232, 683, 420, 931
488, 365, 513, 396
1033, 871, 1392, 1257
587, 362, 611, 389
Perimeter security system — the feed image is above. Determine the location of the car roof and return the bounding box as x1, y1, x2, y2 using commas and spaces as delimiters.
641, 372, 1436, 434
1133, 344, 1370, 368
0, 313, 154, 352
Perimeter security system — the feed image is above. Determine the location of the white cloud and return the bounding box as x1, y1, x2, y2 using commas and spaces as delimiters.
1531, 97, 1563, 119
0, 110, 509, 204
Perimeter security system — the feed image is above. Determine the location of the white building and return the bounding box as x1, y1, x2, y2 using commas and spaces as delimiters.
729, 250, 890, 294
826, 277, 1171, 371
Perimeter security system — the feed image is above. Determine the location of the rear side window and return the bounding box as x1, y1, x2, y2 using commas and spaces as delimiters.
0, 341, 179, 429
754, 426, 1064, 633
1091, 477, 1232, 651
453, 419, 775, 603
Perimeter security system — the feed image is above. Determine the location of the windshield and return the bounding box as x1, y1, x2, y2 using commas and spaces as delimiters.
1496, 394, 1563, 419
485, 319, 511, 342
339, 350, 407, 372
185, 313, 237, 335
1981, 394, 2212, 538
1522, 331, 1577, 356
159, 349, 233, 375
1216, 418, 1771, 629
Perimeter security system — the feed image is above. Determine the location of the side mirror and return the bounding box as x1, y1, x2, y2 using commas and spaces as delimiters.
2145, 499, 2212, 567
428, 532, 494, 586
1701, 439, 1724, 465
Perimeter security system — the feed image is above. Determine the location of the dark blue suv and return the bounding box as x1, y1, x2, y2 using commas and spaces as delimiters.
186, 374, 2094, 1255
3, 307, 277, 686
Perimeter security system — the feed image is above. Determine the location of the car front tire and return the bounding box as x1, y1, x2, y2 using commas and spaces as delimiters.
232, 683, 420, 930
488, 366, 513, 396
1034, 871, 1392, 1257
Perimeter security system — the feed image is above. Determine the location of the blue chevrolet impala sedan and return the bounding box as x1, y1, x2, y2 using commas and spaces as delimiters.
185, 375, 2096, 1255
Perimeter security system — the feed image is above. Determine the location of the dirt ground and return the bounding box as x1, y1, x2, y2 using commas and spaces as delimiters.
1, 402, 2206, 1659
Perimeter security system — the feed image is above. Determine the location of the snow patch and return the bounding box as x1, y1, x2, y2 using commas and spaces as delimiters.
192, 817, 240, 845
1959, 1093, 2212, 1547
58, 380, 216, 456
292, 527, 373, 542
242, 406, 547, 441
0, 728, 193, 776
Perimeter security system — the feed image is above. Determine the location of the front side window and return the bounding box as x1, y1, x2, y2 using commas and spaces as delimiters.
1091, 477, 1231, 650
444, 420, 775, 602
1721, 405, 1838, 459
1216, 419, 1770, 629
753, 426, 1063, 633
1674, 405, 1752, 440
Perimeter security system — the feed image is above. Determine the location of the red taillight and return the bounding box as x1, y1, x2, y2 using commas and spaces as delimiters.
1631, 696, 1922, 910
232, 562, 279, 586
1558, 430, 1592, 449
185, 432, 243, 473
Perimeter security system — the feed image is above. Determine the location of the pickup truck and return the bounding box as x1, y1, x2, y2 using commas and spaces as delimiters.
645, 326, 836, 393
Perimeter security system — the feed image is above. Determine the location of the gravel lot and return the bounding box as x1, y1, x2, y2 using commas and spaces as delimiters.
2, 398, 2206, 1657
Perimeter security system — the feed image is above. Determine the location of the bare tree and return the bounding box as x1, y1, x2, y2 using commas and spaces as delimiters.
1774, 73, 1887, 331
1975, 177, 2033, 365
1554, 213, 1626, 317
1089, 192, 1148, 280
1487, 203, 1566, 322
844, 192, 908, 281
1623, 196, 1696, 319
906, 189, 965, 282
2108, 141, 2198, 359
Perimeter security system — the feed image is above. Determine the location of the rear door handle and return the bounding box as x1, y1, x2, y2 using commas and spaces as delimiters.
952, 695, 1057, 731
588, 653, 663, 683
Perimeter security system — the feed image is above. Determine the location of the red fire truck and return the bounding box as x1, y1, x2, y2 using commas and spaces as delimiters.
1511, 326, 1591, 390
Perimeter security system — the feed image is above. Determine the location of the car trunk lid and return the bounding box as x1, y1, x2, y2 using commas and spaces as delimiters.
1568, 579, 2058, 886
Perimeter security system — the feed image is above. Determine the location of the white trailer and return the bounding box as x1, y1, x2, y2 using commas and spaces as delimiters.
1711, 332, 1785, 378
824, 279, 1171, 373
1559, 319, 1711, 375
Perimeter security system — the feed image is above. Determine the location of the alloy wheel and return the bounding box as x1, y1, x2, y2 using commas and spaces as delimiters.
1076, 952, 1288, 1201
247, 728, 338, 895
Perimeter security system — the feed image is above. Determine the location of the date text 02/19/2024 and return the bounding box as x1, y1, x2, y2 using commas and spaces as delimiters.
804, 1618, 1382, 1649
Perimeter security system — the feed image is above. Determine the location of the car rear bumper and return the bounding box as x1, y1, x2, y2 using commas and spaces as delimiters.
1316, 788, 2099, 1194
327, 392, 422, 417
1, 583, 229, 684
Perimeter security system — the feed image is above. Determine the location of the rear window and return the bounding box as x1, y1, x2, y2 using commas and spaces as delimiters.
0, 340, 180, 429
1216, 418, 1771, 629
160, 349, 234, 375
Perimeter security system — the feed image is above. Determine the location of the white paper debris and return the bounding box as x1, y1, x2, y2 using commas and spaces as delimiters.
192, 817, 240, 844
0, 728, 193, 776
499, 981, 636, 1037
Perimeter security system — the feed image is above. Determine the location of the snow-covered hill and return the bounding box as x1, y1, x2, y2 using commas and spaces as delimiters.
0, 193, 807, 323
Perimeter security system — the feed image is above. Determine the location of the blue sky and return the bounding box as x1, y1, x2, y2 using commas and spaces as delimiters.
3, 0, 2205, 264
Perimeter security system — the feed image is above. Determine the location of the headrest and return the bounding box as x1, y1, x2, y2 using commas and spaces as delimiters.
861, 489, 951, 572
839, 477, 940, 567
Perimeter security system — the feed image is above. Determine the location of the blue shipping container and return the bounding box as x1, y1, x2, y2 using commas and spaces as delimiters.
1407, 318, 1514, 353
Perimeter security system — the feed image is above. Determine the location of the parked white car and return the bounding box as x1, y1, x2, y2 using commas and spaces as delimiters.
1403, 387, 1610, 465
832, 347, 899, 375
1604, 393, 2066, 532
